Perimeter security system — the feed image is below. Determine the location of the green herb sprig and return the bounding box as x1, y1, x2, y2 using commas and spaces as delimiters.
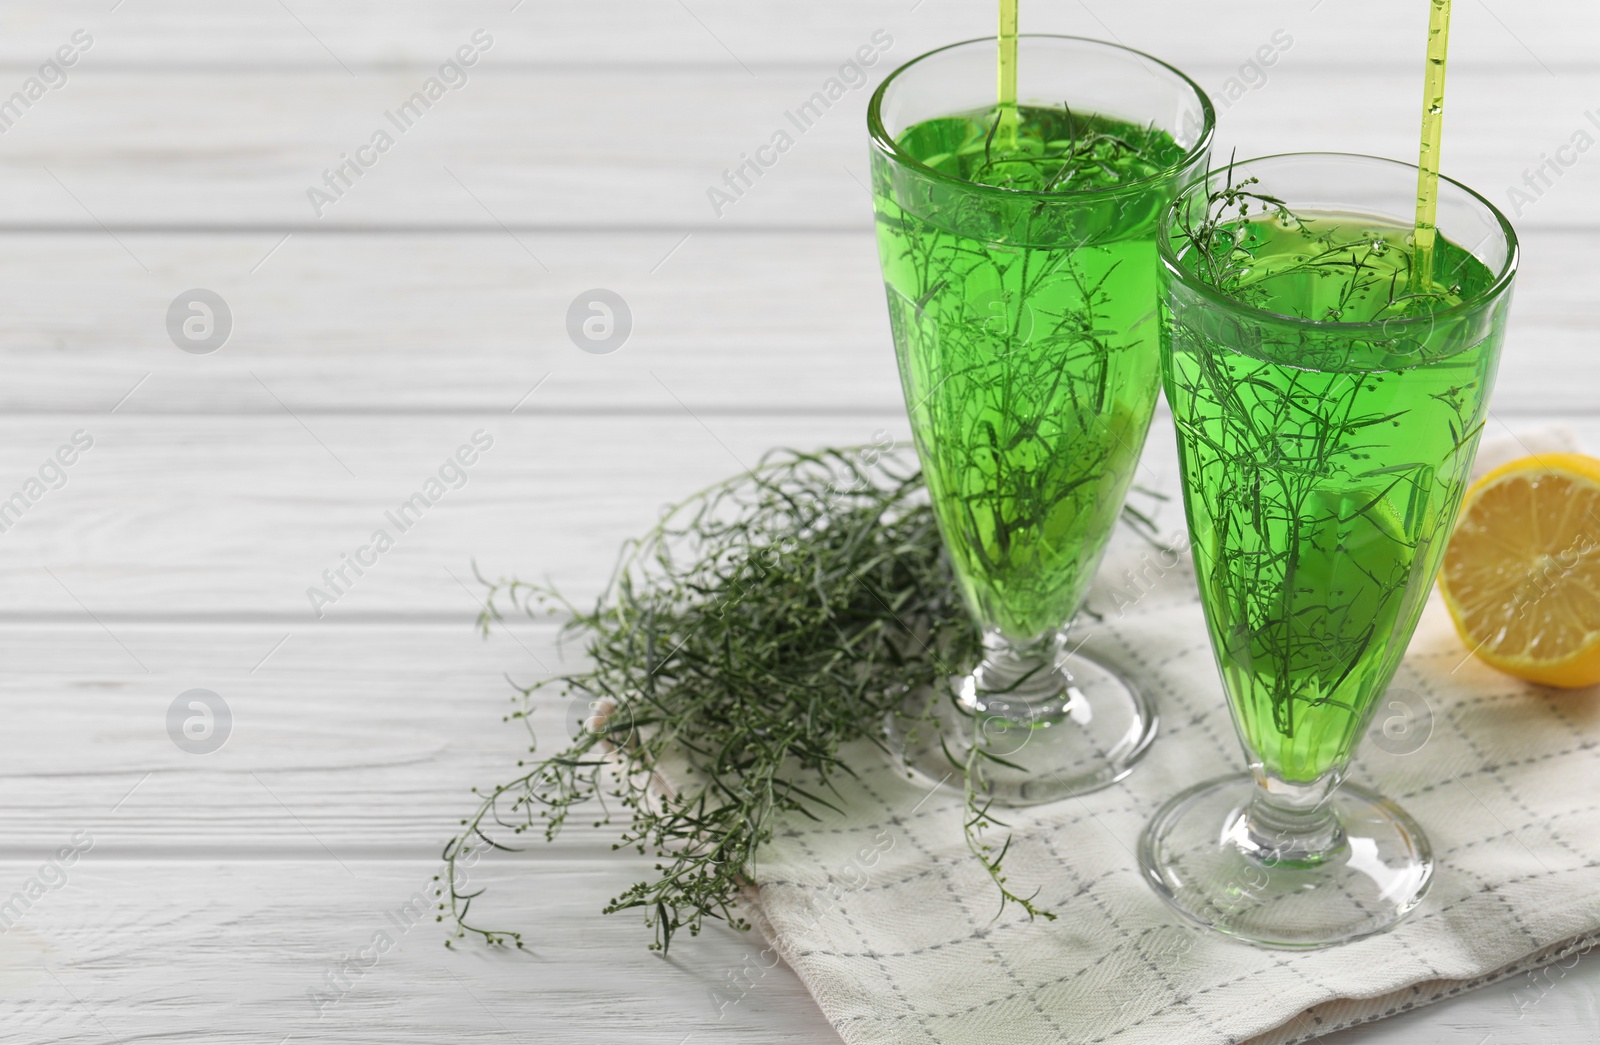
1171, 160, 1294, 293
1172, 155, 1465, 322
970, 104, 1165, 192
442, 447, 1006, 953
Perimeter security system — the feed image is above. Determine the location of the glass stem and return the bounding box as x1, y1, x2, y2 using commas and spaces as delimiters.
1242, 769, 1346, 865
957, 629, 1080, 723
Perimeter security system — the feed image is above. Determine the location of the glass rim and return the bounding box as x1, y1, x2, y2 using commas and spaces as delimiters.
1157, 151, 1520, 333
867, 34, 1217, 203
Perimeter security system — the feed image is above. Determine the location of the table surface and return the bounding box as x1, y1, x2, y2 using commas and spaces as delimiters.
2, 2, 1597, 1042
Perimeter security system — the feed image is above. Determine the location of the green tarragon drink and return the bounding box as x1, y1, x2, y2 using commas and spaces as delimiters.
1163, 202, 1502, 783
1138, 0, 1512, 949
871, 35, 1213, 804
874, 106, 1186, 640
1141, 153, 1516, 948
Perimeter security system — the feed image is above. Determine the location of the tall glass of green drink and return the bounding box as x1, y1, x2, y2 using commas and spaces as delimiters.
1139, 153, 1517, 946
870, 37, 1214, 804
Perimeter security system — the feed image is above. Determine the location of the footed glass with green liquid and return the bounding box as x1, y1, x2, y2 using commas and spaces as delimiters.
869, 35, 1214, 805
1140, 152, 1517, 948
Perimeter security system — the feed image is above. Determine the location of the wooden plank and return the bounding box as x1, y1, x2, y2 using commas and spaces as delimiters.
0, 65, 1594, 230
0, 228, 1587, 416
0, 413, 1588, 620
0, 414, 926, 619
0, 857, 843, 1043
0, 231, 908, 415
1, 0, 1591, 69
0, 621, 581, 855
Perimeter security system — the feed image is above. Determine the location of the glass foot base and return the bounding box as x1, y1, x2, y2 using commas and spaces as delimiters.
1138, 774, 1433, 948
885, 641, 1156, 806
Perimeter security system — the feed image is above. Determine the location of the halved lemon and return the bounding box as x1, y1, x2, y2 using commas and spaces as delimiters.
1439, 452, 1600, 689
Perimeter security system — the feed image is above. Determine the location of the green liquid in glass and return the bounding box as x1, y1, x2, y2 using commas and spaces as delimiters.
1164, 211, 1500, 781
874, 106, 1184, 641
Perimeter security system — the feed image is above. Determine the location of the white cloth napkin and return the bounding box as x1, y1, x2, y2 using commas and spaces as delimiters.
725, 429, 1600, 1045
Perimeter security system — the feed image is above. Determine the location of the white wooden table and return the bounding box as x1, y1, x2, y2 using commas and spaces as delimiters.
1, 2, 1596, 1041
